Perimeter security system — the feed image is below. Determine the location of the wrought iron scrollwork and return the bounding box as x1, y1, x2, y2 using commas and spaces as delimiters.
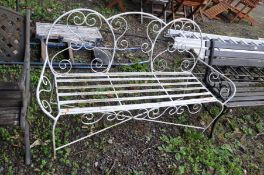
135, 105, 202, 120
80, 104, 203, 126
37, 73, 57, 119
46, 9, 115, 74
151, 18, 203, 72
205, 69, 236, 102
81, 111, 133, 125
107, 12, 165, 68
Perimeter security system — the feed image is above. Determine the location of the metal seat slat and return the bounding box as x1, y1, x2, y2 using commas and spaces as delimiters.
56, 76, 197, 83
56, 71, 193, 77
58, 87, 207, 97
57, 82, 203, 90
60, 97, 217, 115
59, 92, 213, 105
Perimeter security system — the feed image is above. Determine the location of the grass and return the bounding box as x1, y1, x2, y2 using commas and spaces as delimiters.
1, 0, 118, 21
159, 130, 243, 175
1, 0, 78, 21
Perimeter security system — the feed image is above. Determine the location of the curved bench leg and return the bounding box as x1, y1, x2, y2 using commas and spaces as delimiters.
24, 120, 31, 165
203, 104, 228, 138
209, 106, 228, 138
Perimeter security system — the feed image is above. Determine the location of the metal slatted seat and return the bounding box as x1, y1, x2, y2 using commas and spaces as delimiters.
36, 9, 236, 157
56, 72, 218, 115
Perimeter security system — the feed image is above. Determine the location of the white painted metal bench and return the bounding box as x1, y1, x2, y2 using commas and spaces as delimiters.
36, 9, 236, 157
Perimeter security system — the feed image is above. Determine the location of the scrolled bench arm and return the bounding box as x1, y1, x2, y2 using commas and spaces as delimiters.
198, 59, 237, 105
36, 60, 58, 120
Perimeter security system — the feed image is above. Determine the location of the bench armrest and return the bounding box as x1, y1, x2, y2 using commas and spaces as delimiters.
36, 60, 58, 121
196, 59, 237, 105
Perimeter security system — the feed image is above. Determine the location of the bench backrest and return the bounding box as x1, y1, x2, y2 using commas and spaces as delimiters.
205, 39, 264, 67
44, 9, 203, 74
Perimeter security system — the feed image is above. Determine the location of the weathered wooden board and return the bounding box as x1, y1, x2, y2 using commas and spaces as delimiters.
0, 114, 19, 125
36, 22, 103, 43
0, 107, 20, 126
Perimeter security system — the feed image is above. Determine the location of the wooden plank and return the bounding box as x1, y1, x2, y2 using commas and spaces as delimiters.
40, 39, 47, 62
68, 42, 74, 63
230, 95, 264, 102
0, 105, 20, 126
20, 9, 31, 129
207, 50, 264, 59
0, 91, 22, 99
235, 91, 264, 97
0, 113, 19, 125
0, 107, 20, 115
209, 41, 264, 51
36, 22, 103, 43
0, 82, 19, 90
0, 99, 22, 107
235, 82, 258, 87
227, 101, 264, 107
236, 86, 264, 92
210, 58, 264, 67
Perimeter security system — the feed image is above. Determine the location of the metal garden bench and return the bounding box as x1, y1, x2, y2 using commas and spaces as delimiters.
36, 9, 236, 157
204, 39, 264, 135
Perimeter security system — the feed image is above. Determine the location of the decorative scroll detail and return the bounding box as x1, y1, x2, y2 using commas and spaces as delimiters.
134, 105, 202, 120
46, 9, 115, 74
110, 16, 128, 50
38, 76, 56, 116
143, 19, 164, 53
81, 111, 133, 125
107, 13, 165, 67
205, 70, 235, 101
109, 15, 164, 52
80, 105, 202, 126
46, 10, 170, 74
151, 19, 203, 72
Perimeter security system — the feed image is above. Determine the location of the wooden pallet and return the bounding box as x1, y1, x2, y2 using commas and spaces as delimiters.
203, 0, 258, 25
203, 2, 229, 19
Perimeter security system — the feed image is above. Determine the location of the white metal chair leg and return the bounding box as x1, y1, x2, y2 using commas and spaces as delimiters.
52, 120, 57, 159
